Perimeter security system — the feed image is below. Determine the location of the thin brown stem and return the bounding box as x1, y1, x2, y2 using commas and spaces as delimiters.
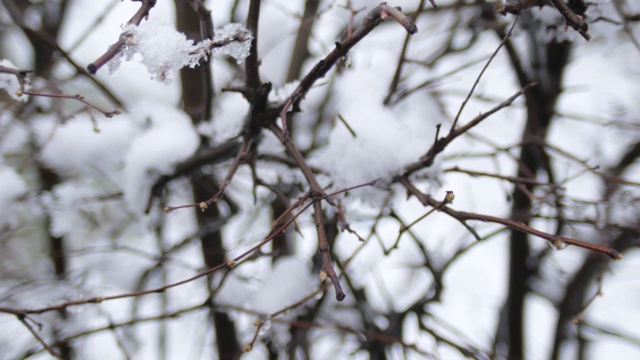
88, 0, 158, 74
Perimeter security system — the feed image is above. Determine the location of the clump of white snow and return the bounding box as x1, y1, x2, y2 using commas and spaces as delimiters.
309, 47, 439, 199
37, 114, 136, 176
198, 91, 248, 144
247, 257, 315, 350
268, 81, 300, 103
211, 23, 253, 64
123, 101, 200, 212
107, 18, 252, 83
0, 165, 27, 211
248, 257, 315, 315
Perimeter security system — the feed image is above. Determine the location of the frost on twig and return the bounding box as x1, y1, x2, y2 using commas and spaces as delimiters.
106, 19, 253, 83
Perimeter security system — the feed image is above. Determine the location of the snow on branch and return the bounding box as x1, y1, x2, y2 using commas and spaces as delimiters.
280, 2, 423, 133
88, 1, 252, 83
104, 19, 252, 83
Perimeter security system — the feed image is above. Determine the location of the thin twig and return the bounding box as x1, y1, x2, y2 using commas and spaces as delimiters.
280, 2, 418, 134
88, 0, 158, 74
451, 15, 520, 131
18, 315, 62, 360
0, 179, 377, 316
401, 178, 622, 260
20, 90, 121, 117
402, 82, 537, 177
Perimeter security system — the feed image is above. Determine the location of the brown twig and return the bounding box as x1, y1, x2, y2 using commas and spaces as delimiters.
280, 2, 418, 133
18, 315, 62, 360
215, 302, 433, 356
451, 15, 519, 131
25, 303, 207, 358
314, 201, 345, 300
384, 0, 427, 105
0, 64, 32, 79
1, 64, 121, 117
146, 139, 241, 213
444, 166, 558, 187
88, 0, 158, 75
243, 317, 266, 353
163, 139, 249, 213
402, 82, 537, 177
496, 0, 591, 40
399, 190, 455, 234
245, 0, 262, 90
495, 0, 546, 16
268, 123, 325, 198
548, 0, 590, 40
335, 200, 366, 241
19, 90, 121, 117
0, 180, 376, 316
400, 178, 622, 260
268, 121, 351, 300
379, 4, 420, 34
0, 1, 124, 107
164, 82, 273, 213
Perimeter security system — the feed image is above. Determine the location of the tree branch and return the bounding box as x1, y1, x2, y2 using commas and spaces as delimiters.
280, 2, 418, 133
88, 0, 158, 75
400, 178, 622, 260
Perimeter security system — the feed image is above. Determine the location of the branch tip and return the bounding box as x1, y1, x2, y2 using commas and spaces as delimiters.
612, 250, 623, 261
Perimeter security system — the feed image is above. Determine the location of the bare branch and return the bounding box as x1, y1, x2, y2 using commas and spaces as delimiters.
401, 178, 622, 260
280, 2, 418, 133
402, 82, 537, 177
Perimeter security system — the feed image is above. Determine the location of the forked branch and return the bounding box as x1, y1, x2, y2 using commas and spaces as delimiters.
280, 2, 420, 133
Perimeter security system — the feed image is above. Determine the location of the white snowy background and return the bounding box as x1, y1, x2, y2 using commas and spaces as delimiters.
1, 0, 640, 359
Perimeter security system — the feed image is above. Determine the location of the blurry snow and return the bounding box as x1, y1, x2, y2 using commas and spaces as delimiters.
198, 91, 248, 143
309, 46, 439, 201
107, 18, 252, 83
249, 258, 315, 350
37, 114, 136, 176
242, 257, 316, 350
335, 230, 434, 313
268, 81, 300, 103
0, 165, 27, 211
609, 188, 640, 226
0, 116, 29, 153
248, 257, 315, 315
0, 59, 28, 101
123, 101, 199, 212
213, 256, 316, 352
213, 270, 259, 308
42, 178, 130, 245
1, 0, 639, 359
